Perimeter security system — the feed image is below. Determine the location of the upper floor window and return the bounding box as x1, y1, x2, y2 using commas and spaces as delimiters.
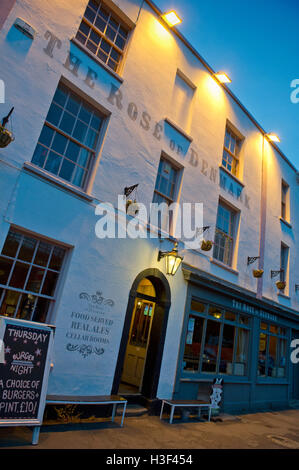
171, 70, 195, 131
213, 201, 237, 266
153, 158, 179, 206
222, 127, 241, 177
0, 229, 66, 324
280, 243, 289, 293
76, 0, 129, 72
281, 180, 290, 221
32, 83, 104, 189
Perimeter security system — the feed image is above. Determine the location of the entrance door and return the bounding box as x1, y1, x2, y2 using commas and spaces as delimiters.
121, 298, 155, 390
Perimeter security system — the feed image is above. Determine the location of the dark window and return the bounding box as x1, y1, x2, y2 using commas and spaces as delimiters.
258, 322, 287, 378
0, 229, 66, 323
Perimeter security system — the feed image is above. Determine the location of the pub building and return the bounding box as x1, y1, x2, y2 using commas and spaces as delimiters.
0, 0, 298, 415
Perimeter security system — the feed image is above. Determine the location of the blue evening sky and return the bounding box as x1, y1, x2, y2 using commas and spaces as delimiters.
156, 0, 298, 169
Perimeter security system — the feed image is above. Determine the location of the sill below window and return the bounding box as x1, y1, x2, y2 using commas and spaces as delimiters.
219, 164, 245, 188
71, 37, 124, 84
279, 217, 292, 229
210, 257, 239, 275
277, 292, 290, 300
164, 117, 193, 143
23, 162, 94, 202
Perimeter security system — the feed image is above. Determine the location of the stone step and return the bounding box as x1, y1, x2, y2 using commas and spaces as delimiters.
117, 403, 148, 417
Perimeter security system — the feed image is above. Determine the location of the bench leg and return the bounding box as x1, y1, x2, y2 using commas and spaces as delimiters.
160, 401, 165, 420
169, 405, 175, 424
111, 403, 117, 423
120, 402, 127, 427
197, 407, 201, 420
208, 407, 212, 422
32, 426, 40, 445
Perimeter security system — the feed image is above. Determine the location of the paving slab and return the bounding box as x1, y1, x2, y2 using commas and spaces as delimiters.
0, 409, 298, 449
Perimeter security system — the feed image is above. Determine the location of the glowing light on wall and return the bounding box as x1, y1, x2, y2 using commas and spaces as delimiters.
162, 11, 182, 27
266, 133, 280, 143
214, 72, 232, 84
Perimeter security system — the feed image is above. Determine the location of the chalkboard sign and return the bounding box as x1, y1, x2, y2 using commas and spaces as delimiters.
0, 316, 54, 426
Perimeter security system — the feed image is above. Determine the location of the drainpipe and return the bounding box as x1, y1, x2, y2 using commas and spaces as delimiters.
257, 135, 267, 299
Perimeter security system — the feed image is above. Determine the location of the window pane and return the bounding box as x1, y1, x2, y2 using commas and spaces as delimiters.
32, 297, 50, 323
235, 328, 248, 376
190, 300, 205, 313
39, 125, 54, 147
2, 231, 22, 258
78, 148, 90, 167
32, 145, 48, 168
273, 339, 286, 378
25, 266, 45, 293
66, 95, 80, 116
268, 335, 277, 377
9, 262, 30, 289
73, 167, 86, 187
85, 128, 98, 148
202, 320, 220, 373
73, 120, 88, 143
220, 324, 235, 374
59, 159, 75, 182
0, 289, 20, 318
183, 315, 204, 372
49, 246, 65, 271
84, 6, 96, 23
258, 332, 267, 376
65, 140, 80, 163
91, 114, 102, 130
53, 86, 67, 107
34, 242, 52, 267
269, 324, 278, 334
44, 151, 61, 175
18, 236, 37, 262
79, 106, 92, 125
0, 257, 13, 285
41, 271, 59, 297
46, 103, 62, 126
225, 311, 236, 322
52, 132, 68, 155
60, 111, 76, 135
16, 294, 36, 321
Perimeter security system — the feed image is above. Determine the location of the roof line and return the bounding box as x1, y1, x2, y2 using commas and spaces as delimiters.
144, 0, 298, 173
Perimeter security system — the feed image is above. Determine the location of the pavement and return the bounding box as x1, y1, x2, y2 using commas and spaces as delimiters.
1, 409, 299, 449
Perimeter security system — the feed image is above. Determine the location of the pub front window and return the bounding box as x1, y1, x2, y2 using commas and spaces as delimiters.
182, 300, 251, 376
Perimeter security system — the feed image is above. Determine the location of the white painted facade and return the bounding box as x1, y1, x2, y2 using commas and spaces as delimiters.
0, 0, 298, 403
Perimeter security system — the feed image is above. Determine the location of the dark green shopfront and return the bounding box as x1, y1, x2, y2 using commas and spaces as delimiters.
173, 267, 299, 414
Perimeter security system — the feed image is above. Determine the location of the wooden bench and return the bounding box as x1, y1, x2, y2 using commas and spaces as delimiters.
32, 394, 127, 445
159, 399, 212, 424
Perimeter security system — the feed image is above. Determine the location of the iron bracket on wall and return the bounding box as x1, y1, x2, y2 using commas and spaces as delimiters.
271, 269, 284, 279
247, 256, 260, 266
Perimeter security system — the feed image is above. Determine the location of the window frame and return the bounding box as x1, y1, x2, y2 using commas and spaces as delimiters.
0, 228, 68, 324
32, 83, 105, 191
213, 200, 238, 267
222, 127, 242, 177
281, 179, 290, 222
257, 321, 288, 380
75, 0, 131, 73
181, 299, 252, 379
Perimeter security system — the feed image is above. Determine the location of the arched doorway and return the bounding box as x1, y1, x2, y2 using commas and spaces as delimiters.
112, 269, 171, 400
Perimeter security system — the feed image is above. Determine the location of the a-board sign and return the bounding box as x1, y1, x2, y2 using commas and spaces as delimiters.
0, 316, 54, 425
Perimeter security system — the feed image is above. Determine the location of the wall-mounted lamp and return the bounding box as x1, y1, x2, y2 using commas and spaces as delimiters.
266, 133, 280, 143
161, 11, 182, 27
158, 242, 183, 276
214, 72, 232, 84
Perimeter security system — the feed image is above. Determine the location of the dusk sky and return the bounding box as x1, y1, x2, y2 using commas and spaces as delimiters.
156, 0, 298, 169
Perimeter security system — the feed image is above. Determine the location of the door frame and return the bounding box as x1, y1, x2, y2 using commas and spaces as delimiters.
112, 268, 171, 399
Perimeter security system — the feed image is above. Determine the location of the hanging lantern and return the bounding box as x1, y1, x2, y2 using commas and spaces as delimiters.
158, 242, 183, 276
